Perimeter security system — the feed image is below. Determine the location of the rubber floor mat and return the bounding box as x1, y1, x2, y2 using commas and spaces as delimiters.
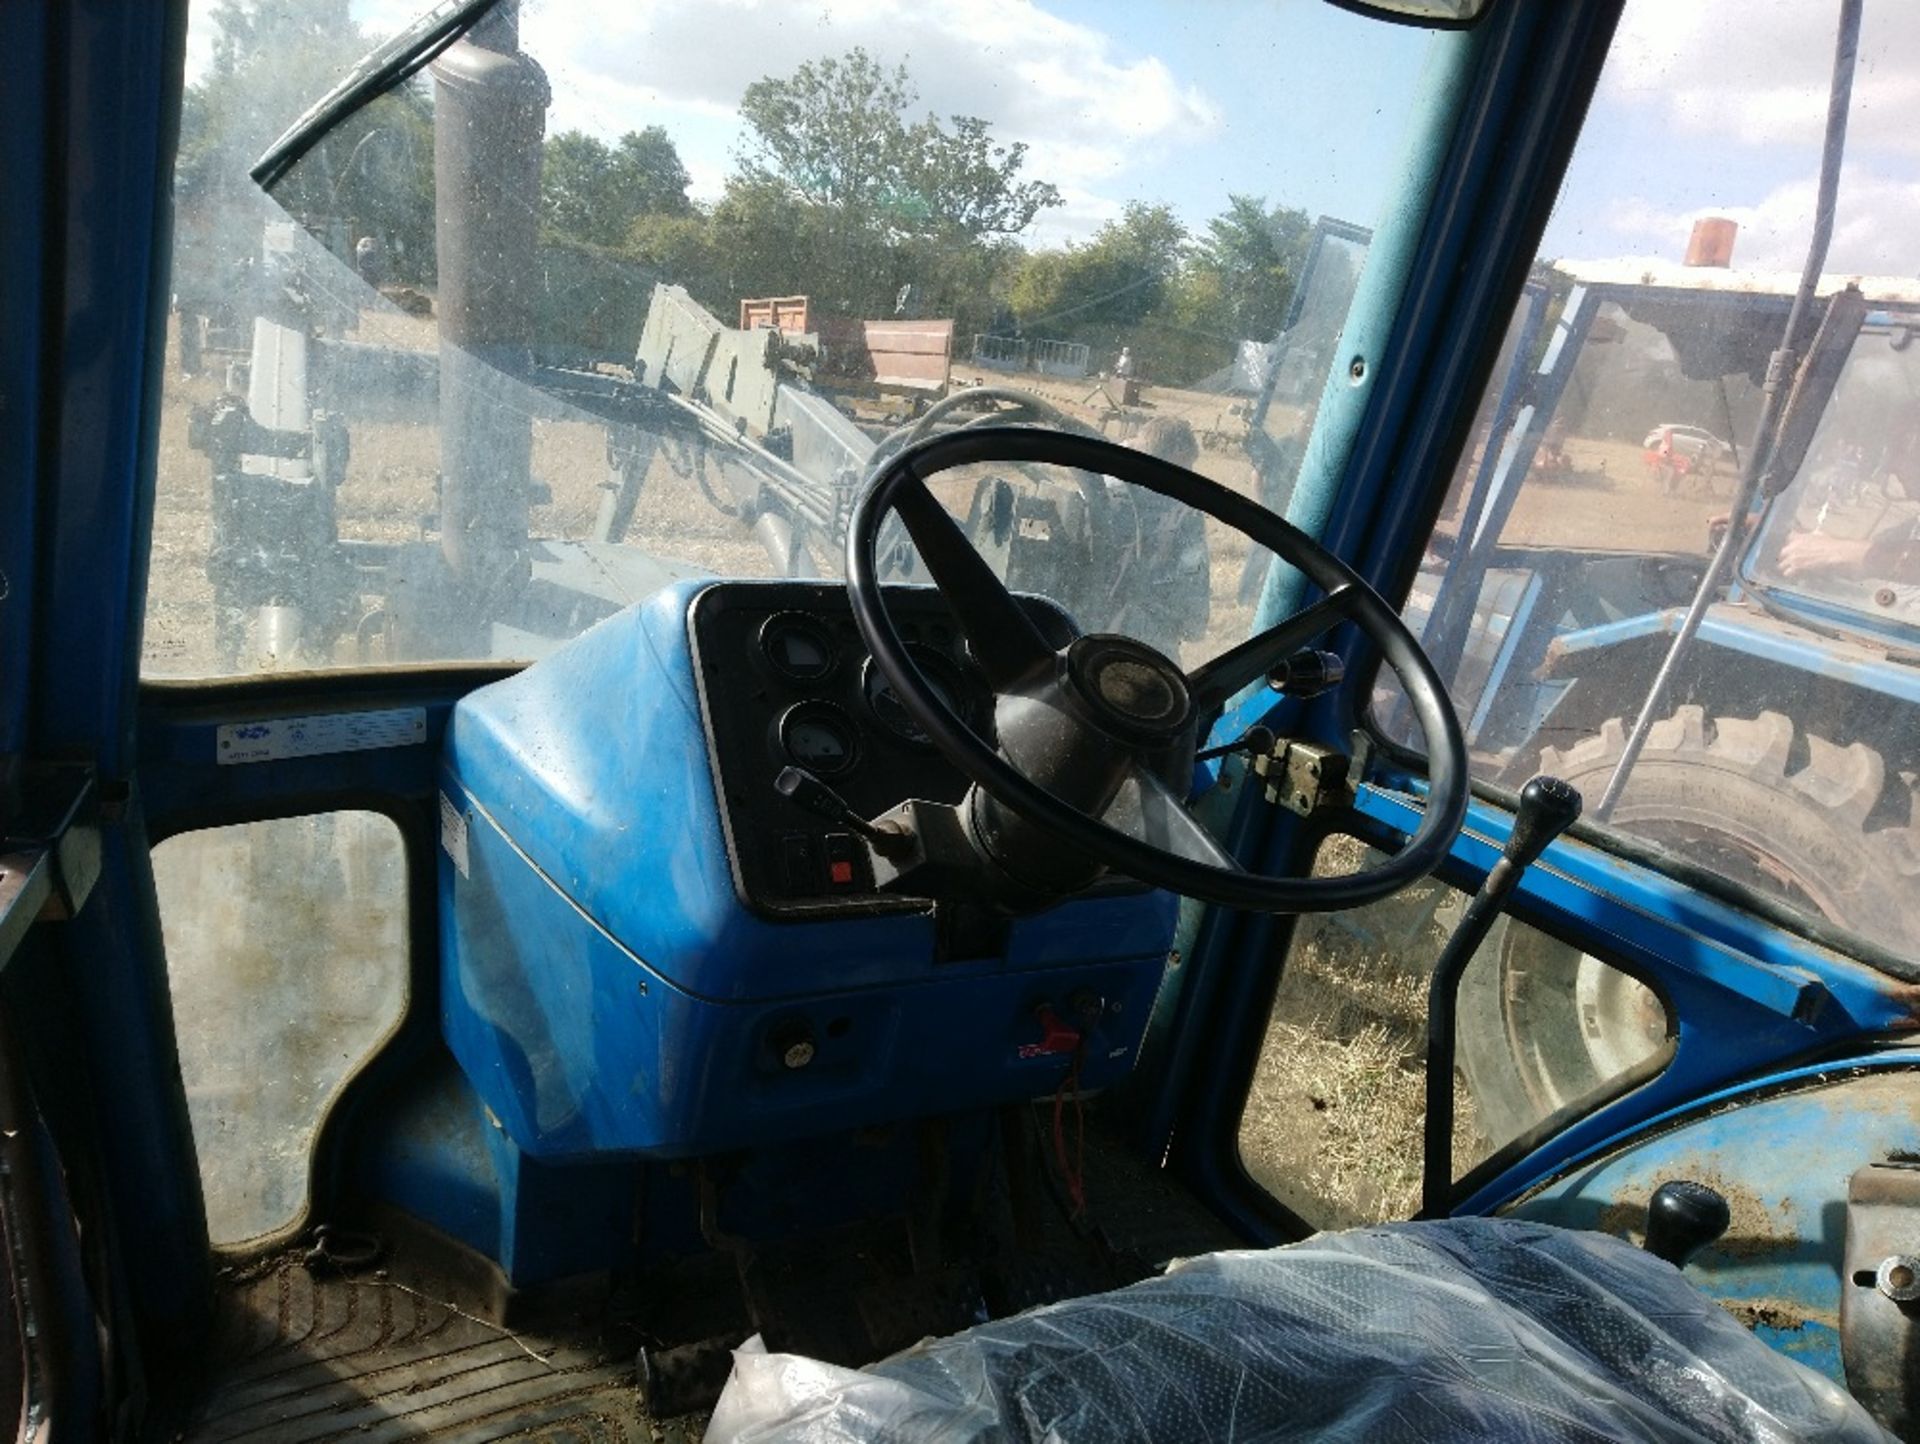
178, 1259, 669, 1443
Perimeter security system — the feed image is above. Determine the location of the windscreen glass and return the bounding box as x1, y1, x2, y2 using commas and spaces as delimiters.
1384, 0, 1920, 965
1746, 322, 1920, 627
147, 0, 1444, 676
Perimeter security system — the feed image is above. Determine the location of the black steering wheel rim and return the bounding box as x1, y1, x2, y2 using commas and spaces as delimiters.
846, 425, 1467, 912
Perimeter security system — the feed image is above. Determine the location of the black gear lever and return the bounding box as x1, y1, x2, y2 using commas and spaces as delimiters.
1644, 1180, 1731, 1266
1419, 776, 1583, 1217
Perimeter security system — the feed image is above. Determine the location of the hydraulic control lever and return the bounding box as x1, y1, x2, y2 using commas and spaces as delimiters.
1644, 1179, 1731, 1267
1419, 775, 1582, 1217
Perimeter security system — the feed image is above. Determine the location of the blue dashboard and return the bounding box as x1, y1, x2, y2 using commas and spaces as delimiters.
438, 579, 1179, 1160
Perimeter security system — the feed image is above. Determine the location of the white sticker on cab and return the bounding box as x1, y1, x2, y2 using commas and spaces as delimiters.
439, 792, 470, 878
215, 707, 427, 765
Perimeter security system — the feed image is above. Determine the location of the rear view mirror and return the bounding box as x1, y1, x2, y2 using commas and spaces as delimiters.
1326, 0, 1491, 26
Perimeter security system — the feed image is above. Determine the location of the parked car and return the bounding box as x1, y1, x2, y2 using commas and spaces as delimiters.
1641, 422, 1734, 461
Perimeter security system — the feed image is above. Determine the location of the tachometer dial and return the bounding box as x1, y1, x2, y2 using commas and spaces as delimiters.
862, 647, 976, 746
778, 702, 858, 775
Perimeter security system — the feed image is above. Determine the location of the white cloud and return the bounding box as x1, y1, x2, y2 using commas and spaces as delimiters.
517, 0, 1220, 219
1606, 0, 1920, 156
1025, 185, 1126, 248
1585, 166, 1920, 277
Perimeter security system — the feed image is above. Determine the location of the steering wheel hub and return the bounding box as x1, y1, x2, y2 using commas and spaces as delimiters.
1066, 635, 1191, 741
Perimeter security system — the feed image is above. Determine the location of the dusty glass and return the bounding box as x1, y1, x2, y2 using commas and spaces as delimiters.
147, 1, 1440, 675
155, 812, 408, 1246
1237, 838, 1668, 1230
1386, 0, 1920, 966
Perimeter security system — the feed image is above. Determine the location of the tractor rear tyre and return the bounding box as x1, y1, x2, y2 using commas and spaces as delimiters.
1458, 706, 1920, 1148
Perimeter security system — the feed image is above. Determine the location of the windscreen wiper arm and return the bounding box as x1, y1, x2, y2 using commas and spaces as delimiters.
250, 0, 506, 192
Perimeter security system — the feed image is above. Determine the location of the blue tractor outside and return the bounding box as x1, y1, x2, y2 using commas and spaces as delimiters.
1410, 255, 1920, 1138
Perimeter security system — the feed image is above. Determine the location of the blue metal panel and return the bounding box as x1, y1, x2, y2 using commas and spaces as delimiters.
357, 1058, 507, 1262
1356, 783, 1916, 1025
442, 771, 1163, 1159
1349, 783, 1920, 1213
1510, 1065, 1920, 1381
354, 1054, 643, 1287
440, 580, 1174, 1159
445, 581, 1176, 1001
0, 3, 49, 768
1246, 32, 1483, 644
10, 0, 212, 1375
32, 3, 178, 774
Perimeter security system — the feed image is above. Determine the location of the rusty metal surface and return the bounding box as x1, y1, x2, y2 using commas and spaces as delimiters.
816, 317, 954, 392
1841, 1162, 1920, 1439
739, 295, 811, 332
1510, 1068, 1920, 1384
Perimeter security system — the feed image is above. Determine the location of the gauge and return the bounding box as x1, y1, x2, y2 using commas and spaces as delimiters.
760, 613, 837, 683
863, 647, 975, 746
778, 702, 858, 775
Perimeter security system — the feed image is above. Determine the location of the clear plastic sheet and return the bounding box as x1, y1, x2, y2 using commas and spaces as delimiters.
708, 1218, 1890, 1443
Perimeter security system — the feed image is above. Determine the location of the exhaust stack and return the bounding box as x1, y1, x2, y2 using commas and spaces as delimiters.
1684, 216, 1738, 268
429, 4, 550, 645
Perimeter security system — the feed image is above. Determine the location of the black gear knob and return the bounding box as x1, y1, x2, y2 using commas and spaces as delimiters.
1645, 1179, 1731, 1267
1503, 775, 1583, 872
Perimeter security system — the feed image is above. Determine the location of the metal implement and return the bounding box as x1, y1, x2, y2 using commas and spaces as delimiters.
1841, 1161, 1920, 1438
1420, 775, 1582, 1216
1252, 737, 1351, 818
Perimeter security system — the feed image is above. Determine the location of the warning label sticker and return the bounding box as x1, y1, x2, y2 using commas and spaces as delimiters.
215, 707, 428, 765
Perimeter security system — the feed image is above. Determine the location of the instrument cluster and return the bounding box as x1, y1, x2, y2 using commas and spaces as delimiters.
690, 582, 1003, 915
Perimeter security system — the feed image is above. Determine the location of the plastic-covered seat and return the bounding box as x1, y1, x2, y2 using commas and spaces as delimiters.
708, 1218, 1888, 1443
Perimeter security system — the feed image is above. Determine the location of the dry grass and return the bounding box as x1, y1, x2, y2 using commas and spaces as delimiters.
1237, 837, 1492, 1230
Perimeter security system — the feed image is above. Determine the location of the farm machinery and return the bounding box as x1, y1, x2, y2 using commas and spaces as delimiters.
12, 0, 1920, 1439
1412, 256, 1920, 1139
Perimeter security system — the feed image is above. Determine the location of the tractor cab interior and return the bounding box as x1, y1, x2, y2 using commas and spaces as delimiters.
6, 0, 1920, 1440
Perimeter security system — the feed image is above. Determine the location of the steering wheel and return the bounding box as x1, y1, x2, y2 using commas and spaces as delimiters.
845, 426, 1468, 913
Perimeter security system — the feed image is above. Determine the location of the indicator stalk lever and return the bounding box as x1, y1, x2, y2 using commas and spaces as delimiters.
774, 767, 905, 854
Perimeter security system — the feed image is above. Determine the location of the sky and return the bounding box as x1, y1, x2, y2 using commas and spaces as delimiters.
189, 0, 1920, 273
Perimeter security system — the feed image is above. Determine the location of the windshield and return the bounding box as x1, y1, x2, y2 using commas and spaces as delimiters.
146, 0, 1442, 677
1747, 318, 1920, 632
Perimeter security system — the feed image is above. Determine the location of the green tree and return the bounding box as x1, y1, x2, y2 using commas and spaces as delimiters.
737, 50, 912, 215
541, 127, 692, 248
178, 0, 436, 288
1192, 195, 1312, 341
1011, 202, 1188, 334
725, 47, 1058, 323
897, 114, 1060, 239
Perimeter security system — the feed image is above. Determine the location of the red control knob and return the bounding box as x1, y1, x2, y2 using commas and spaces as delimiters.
1018, 1005, 1082, 1059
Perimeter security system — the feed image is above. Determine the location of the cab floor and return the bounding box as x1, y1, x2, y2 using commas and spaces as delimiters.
175, 1260, 681, 1444
173, 1111, 1236, 1442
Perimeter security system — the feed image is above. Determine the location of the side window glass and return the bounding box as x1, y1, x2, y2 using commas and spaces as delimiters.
1386, 0, 1920, 965
1238, 839, 1670, 1229
154, 812, 407, 1246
